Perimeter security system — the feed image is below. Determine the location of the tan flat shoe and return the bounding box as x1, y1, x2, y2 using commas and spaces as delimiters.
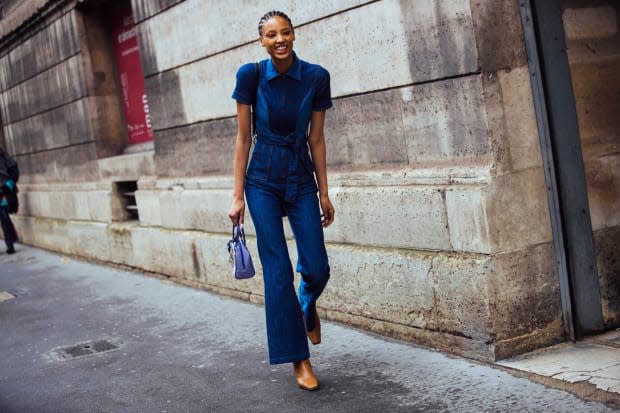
307, 309, 321, 345
293, 359, 319, 391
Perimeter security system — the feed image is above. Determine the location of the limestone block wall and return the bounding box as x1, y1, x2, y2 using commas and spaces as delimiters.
1, 0, 565, 361
562, 0, 620, 326
0, 8, 102, 183
0, 0, 128, 185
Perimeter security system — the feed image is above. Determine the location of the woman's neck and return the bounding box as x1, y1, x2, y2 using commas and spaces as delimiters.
271, 55, 294, 74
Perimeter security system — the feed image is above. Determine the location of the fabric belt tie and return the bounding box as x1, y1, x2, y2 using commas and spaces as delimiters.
256, 131, 306, 202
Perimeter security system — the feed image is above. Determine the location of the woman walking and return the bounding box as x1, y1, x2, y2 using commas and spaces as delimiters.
228, 10, 335, 391
0, 146, 19, 254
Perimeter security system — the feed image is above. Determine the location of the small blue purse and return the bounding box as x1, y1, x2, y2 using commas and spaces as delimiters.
227, 224, 256, 279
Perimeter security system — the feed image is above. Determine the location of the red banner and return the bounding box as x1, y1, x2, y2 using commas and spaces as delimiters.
110, 5, 153, 144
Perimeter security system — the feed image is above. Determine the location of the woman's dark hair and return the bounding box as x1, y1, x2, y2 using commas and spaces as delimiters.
258, 10, 293, 36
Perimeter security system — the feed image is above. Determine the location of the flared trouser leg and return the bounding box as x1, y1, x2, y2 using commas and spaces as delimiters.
0, 205, 17, 249
246, 184, 309, 364
286, 192, 330, 333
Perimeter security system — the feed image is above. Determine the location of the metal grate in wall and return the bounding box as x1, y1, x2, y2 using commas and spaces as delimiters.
115, 181, 139, 221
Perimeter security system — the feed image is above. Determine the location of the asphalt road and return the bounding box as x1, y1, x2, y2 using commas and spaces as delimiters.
0, 246, 615, 413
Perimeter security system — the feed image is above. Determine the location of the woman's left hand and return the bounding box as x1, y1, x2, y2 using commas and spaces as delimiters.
319, 194, 335, 228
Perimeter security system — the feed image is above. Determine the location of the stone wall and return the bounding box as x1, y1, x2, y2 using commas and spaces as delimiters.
562, 0, 620, 327
0, 0, 569, 361
1, 5, 110, 183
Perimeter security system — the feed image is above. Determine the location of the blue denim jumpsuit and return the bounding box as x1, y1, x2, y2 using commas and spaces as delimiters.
232, 53, 332, 364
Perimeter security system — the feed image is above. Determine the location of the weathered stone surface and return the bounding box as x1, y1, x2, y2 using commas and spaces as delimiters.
584, 153, 620, 231
1, 55, 88, 124
77, 175, 496, 253
563, 6, 618, 40
144, 70, 187, 131
131, 0, 184, 23
595, 227, 620, 327
66, 220, 111, 260
324, 244, 492, 341
0, 0, 48, 41
328, 74, 491, 171
328, 186, 452, 250
154, 75, 491, 178
487, 243, 562, 341
77, 9, 130, 159
445, 186, 491, 253
129, 227, 199, 280
137, 0, 367, 75
11, 215, 110, 262
133, 189, 161, 227
5, 99, 93, 155
14, 142, 100, 184
8, 169, 490, 253
325, 90, 409, 170
17, 189, 112, 223
570, 58, 620, 146
395, 0, 478, 81
153, 116, 234, 176
146, 0, 479, 128
158, 188, 231, 232
1, 12, 80, 91
489, 244, 564, 359
401, 74, 490, 168
430, 254, 492, 341
0, 55, 10, 93
569, 55, 620, 232
135, 22, 158, 78
496, 66, 543, 172
88, 95, 128, 159
485, 167, 553, 253
98, 151, 155, 181
106, 222, 137, 266
469, 0, 527, 72
10, 215, 71, 254
87, 190, 114, 222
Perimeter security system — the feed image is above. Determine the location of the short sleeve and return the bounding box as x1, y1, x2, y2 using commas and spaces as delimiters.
312, 67, 332, 112
231, 63, 258, 105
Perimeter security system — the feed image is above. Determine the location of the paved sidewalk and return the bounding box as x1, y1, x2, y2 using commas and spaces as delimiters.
0, 246, 617, 412
499, 331, 620, 396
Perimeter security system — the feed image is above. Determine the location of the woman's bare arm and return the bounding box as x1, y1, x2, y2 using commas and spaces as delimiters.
307, 110, 335, 227
228, 102, 253, 224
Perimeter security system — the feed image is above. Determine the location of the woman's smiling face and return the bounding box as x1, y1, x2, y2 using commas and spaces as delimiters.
259, 16, 295, 63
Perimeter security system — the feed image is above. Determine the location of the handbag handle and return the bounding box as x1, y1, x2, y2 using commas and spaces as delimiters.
232, 223, 246, 244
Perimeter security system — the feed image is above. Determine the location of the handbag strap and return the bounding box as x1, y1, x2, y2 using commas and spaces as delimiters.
252, 62, 259, 139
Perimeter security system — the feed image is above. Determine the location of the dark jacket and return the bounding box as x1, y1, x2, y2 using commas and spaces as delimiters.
0, 147, 19, 213
0, 147, 18, 184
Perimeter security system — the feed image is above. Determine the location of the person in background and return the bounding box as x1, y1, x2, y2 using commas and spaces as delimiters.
228, 10, 335, 391
0, 146, 19, 254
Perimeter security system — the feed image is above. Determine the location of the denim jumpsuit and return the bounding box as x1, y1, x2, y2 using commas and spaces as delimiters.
232, 53, 332, 364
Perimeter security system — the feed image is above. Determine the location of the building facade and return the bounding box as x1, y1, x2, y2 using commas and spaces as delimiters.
0, 0, 618, 361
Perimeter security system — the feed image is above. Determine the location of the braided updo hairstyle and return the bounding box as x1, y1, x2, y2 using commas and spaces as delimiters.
258, 10, 294, 36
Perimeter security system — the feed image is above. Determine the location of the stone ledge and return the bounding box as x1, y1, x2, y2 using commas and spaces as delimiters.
98, 150, 155, 181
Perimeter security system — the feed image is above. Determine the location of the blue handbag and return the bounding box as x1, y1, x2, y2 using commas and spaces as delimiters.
227, 224, 256, 279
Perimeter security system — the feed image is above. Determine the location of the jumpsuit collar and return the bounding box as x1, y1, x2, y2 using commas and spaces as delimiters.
265, 51, 302, 81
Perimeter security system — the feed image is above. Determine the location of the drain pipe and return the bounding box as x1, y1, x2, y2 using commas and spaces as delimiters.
518, 0, 575, 341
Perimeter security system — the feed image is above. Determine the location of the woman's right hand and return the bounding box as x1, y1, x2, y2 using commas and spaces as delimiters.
228, 198, 245, 225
